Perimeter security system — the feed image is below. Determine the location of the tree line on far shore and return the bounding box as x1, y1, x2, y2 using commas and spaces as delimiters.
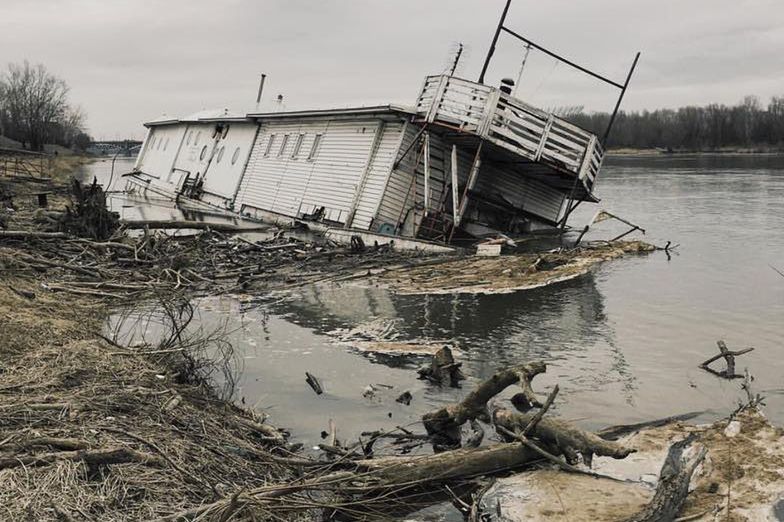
0, 61, 90, 152
565, 95, 784, 151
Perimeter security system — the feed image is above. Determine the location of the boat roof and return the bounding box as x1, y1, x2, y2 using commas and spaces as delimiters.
144, 104, 415, 127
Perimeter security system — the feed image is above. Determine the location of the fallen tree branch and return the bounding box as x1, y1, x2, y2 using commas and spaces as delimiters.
0, 446, 164, 470
493, 407, 634, 466
422, 362, 546, 449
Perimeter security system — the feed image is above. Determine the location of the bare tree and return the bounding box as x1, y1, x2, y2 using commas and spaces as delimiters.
0, 61, 82, 151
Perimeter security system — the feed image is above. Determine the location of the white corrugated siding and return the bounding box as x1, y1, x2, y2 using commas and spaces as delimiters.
236, 118, 397, 226
348, 121, 405, 230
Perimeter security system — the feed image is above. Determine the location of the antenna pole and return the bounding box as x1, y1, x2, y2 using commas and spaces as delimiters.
255, 73, 267, 109
478, 0, 512, 84
601, 52, 640, 146
449, 43, 464, 76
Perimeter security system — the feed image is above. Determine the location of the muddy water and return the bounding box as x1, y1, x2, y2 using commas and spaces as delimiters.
92, 155, 784, 452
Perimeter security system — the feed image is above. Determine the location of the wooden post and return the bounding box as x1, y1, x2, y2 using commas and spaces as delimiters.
450, 145, 459, 225
423, 132, 430, 216
455, 141, 483, 228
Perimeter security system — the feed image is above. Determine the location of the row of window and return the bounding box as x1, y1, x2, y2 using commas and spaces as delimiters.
148, 129, 323, 165
149, 135, 170, 152
263, 132, 323, 161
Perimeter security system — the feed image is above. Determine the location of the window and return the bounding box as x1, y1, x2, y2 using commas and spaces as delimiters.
216, 146, 225, 163
308, 134, 323, 161
291, 134, 305, 159
231, 147, 241, 165
222, 126, 230, 139
194, 131, 201, 146
164, 138, 170, 151
157, 137, 163, 150
199, 145, 208, 161
278, 134, 289, 157
264, 134, 276, 156
186, 131, 192, 145
149, 136, 156, 149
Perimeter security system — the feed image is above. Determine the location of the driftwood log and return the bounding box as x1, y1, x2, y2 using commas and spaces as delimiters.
493, 407, 634, 466
624, 434, 707, 522
422, 362, 545, 449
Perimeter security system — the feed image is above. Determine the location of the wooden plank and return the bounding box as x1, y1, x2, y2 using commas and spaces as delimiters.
450, 145, 459, 224
423, 132, 430, 216
534, 114, 555, 161
455, 141, 484, 227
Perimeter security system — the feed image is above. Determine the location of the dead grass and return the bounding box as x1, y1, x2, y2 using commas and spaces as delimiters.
0, 281, 304, 521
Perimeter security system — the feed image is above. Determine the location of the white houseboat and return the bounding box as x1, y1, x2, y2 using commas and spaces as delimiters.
128, 74, 605, 245
127, 6, 638, 247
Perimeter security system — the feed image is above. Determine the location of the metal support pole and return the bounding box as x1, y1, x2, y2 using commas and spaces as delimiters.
478, 0, 512, 84
602, 52, 640, 146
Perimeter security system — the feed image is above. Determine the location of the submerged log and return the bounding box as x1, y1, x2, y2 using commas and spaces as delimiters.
624, 434, 707, 522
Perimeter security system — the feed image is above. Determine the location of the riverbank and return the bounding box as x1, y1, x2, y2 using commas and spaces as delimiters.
3, 166, 783, 520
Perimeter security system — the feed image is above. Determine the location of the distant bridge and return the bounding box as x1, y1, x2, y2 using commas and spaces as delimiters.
88, 140, 143, 157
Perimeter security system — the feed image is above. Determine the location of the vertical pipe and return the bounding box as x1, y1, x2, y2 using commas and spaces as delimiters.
478, 0, 513, 84
601, 52, 640, 146
255, 73, 267, 110
423, 132, 430, 216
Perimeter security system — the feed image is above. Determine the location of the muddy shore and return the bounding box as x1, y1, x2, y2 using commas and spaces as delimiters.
2, 165, 782, 521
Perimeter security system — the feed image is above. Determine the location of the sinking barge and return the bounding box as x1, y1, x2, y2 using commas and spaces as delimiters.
128, 24, 637, 248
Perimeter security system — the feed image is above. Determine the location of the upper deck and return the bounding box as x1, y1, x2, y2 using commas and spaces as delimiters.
414, 75, 603, 199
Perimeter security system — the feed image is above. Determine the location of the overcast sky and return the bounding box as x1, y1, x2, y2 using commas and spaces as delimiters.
2, 0, 782, 140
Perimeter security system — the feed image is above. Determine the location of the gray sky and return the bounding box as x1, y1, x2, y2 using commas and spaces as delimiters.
2, 0, 782, 140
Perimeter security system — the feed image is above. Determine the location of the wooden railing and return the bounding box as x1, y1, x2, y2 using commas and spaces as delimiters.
415, 75, 604, 192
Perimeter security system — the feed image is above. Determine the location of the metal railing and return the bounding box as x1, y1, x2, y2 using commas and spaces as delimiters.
0, 148, 52, 179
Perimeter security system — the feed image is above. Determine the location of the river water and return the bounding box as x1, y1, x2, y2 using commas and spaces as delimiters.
82, 155, 784, 450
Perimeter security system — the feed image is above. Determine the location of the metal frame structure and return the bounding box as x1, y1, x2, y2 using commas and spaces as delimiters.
477, 0, 640, 148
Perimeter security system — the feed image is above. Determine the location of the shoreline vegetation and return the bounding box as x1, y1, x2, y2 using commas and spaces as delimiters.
607, 146, 784, 156
2, 160, 782, 521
